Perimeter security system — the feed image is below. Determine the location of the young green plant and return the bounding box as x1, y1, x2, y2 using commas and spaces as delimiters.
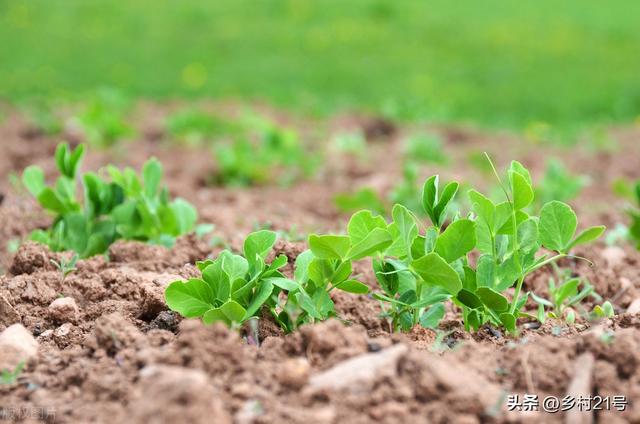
530, 271, 599, 324
22, 143, 200, 257
165, 230, 290, 329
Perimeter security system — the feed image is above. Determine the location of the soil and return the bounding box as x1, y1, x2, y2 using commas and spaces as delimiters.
0, 103, 639, 423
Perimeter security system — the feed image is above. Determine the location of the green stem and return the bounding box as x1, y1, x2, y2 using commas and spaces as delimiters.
509, 274, 525, 314
525, 254, 566, 275
510, 253, 567, 314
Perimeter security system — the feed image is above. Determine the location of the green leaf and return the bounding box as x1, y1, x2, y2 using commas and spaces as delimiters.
496, 255, 520, 291
220, 300, 247, 323
419, 304, 445, 329
334, 279, 369, 294
468, 189, 496, 229
308, 258, 334, 286
373, 259, 401, 296
412, 293, 450, 308
530, 292, 553, 307
296, 290, 333, 320
387, 204, 418, 259
398, 289, 417, 304
434, 219, 476, 263
347, 210, 387, 245
332, 260, 352, 284
463, 265, 477, 292
308, 234, 350, 260
476, 254, 496, 288
422, 175, 438, 225
68, 144, 85, 178
243, 280, 274, 319
165, 279, 215, 318
346, 227, 392, 260
202, 262, 231, 301
267, 254, 288, 272
555, 278, 580, 305
467, 309, 481, 330
202, 308, 228, 325
220, 252, 249, 282
22, 166, 46, 197
37, 188, 67, 214
243, 230, 277, 262
517, 218, 539, 253
476, 287, 509, 312
499, 312, 517, 332
294, 250, 314, 283
412, 253, 462, 294
510, 160, 532, 185
509, 169, 534, 210
565, 226, 605, 252
536, 303, 546, 323
539, 201, 577, 252
265, 277, 300, 292
171, 198, 197, 234
456, 289, 483, 309
55, 143, 67, 175
142, 158, 162, 197
433, 181, 459, 227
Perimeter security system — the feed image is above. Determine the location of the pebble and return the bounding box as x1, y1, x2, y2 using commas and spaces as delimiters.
278, 357, 310, 389
0, 324, 38, 370
48, 297, 79, 323
307, 344, 408, 392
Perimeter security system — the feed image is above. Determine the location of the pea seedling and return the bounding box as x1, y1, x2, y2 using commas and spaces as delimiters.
212, 117, 317, 187
0, 362, 24, 385
530, 271, 599, 324
340, 155, 605, 334
165, 108, 240, 145
22, 143, 200, 257
71, 88, 134, 148
165, 230, 288, 328
535, 159, 588, 206
403, 133, 448, 165
50, 254, 79, 282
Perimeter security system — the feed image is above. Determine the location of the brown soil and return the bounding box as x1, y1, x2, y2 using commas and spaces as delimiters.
1, 103, 639, 423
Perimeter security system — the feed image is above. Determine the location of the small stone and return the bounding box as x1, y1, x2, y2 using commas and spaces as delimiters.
53, 323, 74, 348
0, 324, 38, 370
48, 297, 79, 323
278, 358, 310, 389
601, 246, 626, 268
307, 344, 408, 393
149, 311, 178, 331
38, 329, 54, 341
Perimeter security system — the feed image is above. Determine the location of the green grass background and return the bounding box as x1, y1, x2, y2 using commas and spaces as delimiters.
1, 0, 639, 128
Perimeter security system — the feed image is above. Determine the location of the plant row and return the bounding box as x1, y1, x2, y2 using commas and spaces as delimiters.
18, 145, 619, 334
165, 158, 609, 334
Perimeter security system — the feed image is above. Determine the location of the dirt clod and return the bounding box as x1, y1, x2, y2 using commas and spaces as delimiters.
0, 323, 38, 370
48, 297, 79, 324
129, 365, 232, 424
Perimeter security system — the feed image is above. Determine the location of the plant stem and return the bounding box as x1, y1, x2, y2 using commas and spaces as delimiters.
509, 274, 525, 314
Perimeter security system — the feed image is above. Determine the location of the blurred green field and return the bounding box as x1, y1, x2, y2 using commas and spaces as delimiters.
1, 0, 639, 129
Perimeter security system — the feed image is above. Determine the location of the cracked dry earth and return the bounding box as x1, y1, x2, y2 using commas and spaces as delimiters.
1, 105, 640, 423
